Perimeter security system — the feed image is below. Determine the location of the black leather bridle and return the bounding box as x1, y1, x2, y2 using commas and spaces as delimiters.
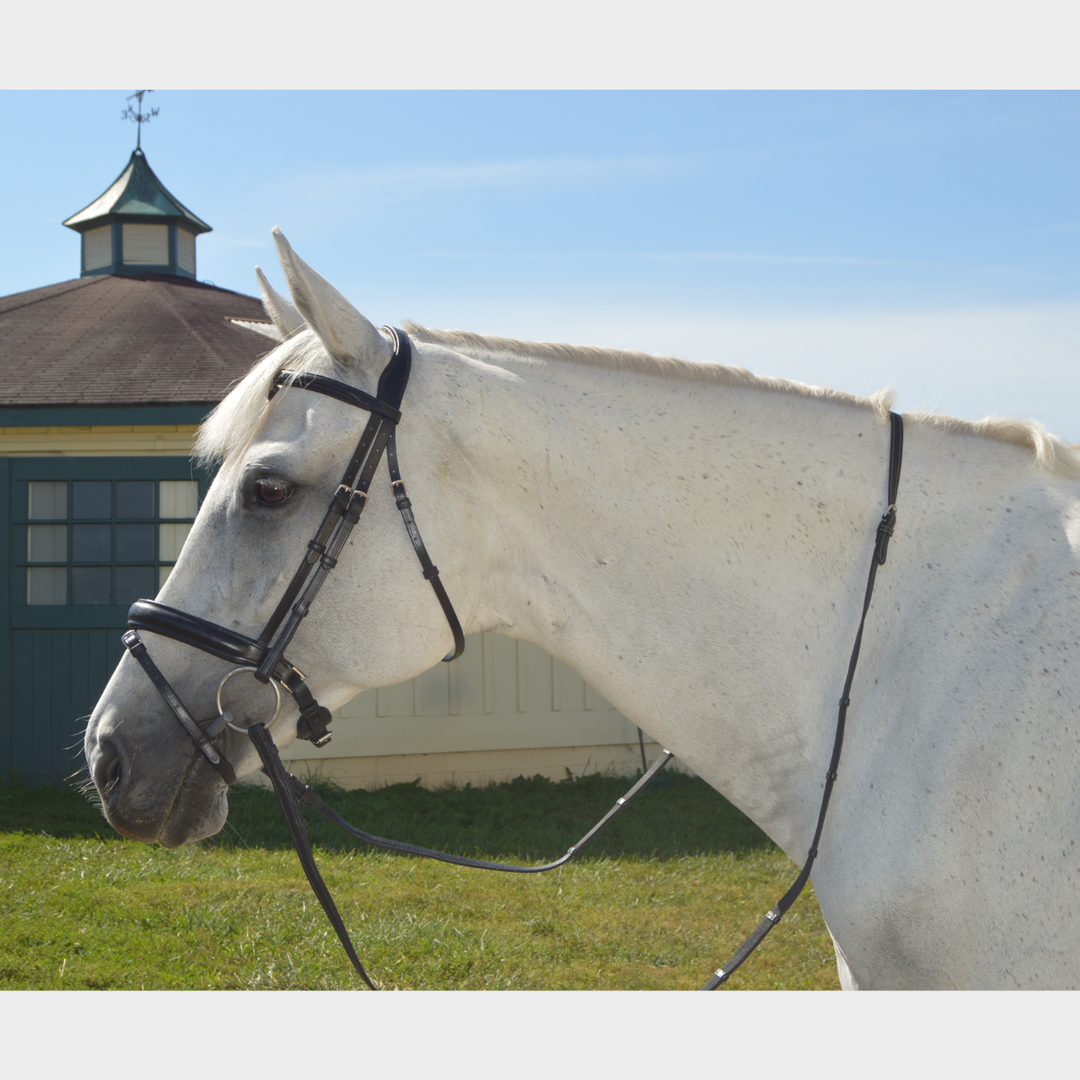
123, 326, 465, 788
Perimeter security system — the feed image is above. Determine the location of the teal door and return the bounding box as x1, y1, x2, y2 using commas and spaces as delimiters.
2, 457, 211, 785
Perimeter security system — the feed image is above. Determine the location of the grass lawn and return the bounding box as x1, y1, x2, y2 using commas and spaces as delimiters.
0, 771, 840, 990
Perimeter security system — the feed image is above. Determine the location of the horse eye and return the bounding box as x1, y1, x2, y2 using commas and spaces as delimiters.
252, 478, 292, 506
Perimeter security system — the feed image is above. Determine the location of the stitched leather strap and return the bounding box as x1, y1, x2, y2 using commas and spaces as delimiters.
129, 600, 265, 667
126, 326, 463, 785
386, 429, 465, 662
122, 630, 237, 786
700, 411, 905, 989
270, 371, 402, 423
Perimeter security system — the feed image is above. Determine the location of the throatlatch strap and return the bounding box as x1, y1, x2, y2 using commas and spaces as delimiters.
700, 411, 904, 990
386, 429, 465, 662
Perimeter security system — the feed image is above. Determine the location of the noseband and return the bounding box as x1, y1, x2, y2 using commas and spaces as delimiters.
123, 327, 465, 786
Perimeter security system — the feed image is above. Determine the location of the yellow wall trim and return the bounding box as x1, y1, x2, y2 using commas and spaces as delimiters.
0, 425, 199, 456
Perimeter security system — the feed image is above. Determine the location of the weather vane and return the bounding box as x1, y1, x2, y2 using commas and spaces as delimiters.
121, 90, 159, 151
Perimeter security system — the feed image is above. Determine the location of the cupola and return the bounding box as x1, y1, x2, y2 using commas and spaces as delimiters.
62, 149, 212, 279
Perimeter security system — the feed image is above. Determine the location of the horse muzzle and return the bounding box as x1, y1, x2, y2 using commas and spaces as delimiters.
86, 699, 230, 847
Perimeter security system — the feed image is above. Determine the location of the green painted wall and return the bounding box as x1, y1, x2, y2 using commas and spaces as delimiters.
2, 456, 212, 785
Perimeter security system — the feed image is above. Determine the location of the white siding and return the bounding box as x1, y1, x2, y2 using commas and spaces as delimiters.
122, 223, 169, 265
177, 228, 195, 274
83, 225, 112, 271
278, 635, 670, 788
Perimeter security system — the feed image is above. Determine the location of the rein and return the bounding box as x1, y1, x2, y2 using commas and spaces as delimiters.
122, 326, 904, 990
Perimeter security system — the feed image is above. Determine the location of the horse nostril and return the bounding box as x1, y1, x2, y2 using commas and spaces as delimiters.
97, 740, 124, 811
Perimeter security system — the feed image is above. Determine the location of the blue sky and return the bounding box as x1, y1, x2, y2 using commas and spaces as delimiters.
3, 89, 1078, 439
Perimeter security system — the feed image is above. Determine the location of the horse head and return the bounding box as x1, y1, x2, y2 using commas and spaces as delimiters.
84, 231, 478, 846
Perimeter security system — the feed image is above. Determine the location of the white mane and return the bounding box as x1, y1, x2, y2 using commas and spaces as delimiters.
407, 323, 1080, 481
906, 410, 1080, 480
405, 322, 894, 416
196, 321, 1080, 481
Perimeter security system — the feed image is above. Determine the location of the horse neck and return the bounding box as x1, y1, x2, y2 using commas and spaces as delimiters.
447, 352, 897, 851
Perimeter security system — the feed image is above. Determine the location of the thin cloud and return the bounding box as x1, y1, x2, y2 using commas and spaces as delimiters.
276, 150, 713, 210
409, 247, 1048, 277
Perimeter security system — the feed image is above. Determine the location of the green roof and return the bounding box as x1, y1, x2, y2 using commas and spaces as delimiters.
63, 149, 211, 235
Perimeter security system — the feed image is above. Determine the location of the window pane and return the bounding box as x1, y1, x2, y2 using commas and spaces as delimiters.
159, 480, 199, 519
28, 524, 66, 562
73, 481, 111, 519
27, 567, 66, 605
72, 566, 111, 605
117, 523, 155, 561
117, 480, 155, 519
28, 481, 67, 520
73, 523, 111, 562
159, 522, 192, 562
159, 564, 174, 590
116, 566, 156, 606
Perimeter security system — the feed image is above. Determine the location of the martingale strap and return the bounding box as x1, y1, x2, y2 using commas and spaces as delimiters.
256, 410, 904, 991
699, 410, 904, 990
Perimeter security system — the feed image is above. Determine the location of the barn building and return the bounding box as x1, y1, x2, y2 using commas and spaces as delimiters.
0, 147, 658, 788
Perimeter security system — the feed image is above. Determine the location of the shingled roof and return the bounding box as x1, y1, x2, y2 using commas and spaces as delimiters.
0, 273, 278, 408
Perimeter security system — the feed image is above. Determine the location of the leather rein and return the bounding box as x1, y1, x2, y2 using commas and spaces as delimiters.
121, 326, 904, 990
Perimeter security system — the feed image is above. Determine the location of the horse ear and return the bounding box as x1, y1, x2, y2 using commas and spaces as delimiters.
255, 266, 305, 339
271, 227, 392, 377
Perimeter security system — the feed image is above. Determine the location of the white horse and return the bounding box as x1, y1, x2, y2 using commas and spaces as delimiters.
84, 229, 1080, 989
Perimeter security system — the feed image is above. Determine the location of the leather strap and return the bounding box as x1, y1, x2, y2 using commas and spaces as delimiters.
127, 600, 333, 748
260, 328, 464, 670
254, 408, 395, 679
277, 749, 673, 873
700, 411, 904, 989
129, 600, 266, 668
386, 429, 465, 662
249, 722, 379, 989
248, 722, 673, 989
122, 629, 237, 786
125, 326, 464, 783
269, 371, 401, 423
